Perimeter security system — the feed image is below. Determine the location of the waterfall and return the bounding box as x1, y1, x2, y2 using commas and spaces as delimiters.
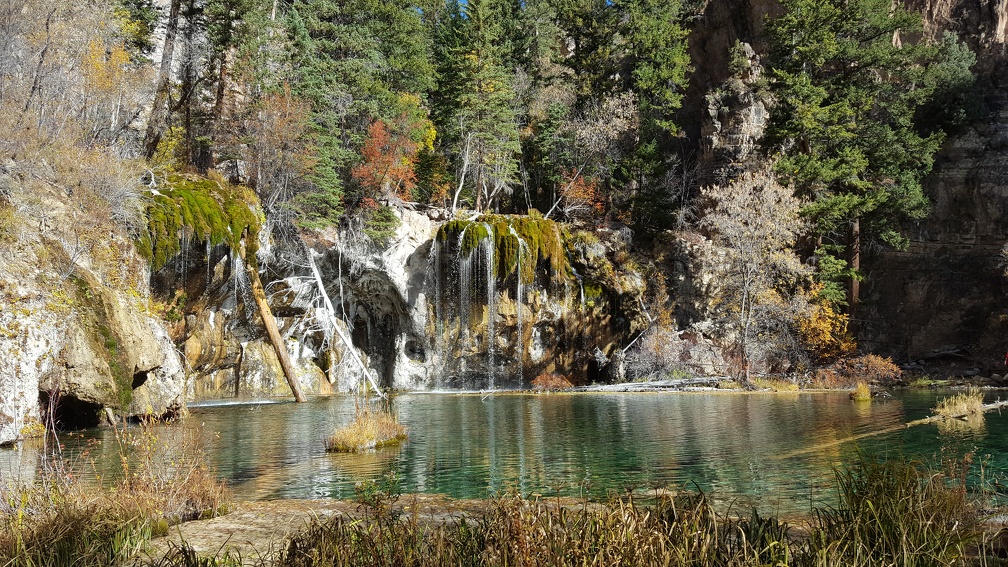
483, 224, 496, 390
571, 266, 585, 307
232, 253, 256, 329
458, 243, 472, 338
178, 233, 191, 284
429, 238, 444, 389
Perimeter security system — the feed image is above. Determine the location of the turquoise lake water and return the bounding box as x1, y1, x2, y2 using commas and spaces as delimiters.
3, 389, 1006, 514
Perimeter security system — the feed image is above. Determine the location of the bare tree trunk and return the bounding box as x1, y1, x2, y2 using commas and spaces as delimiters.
304, 242, 385, 397
144, 0, 181, 158
451, 133, 472, 216
242, 241, 306, 402
849, 217, 860, 336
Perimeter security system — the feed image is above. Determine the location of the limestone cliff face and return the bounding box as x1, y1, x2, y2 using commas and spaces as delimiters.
681, 0, 780, 152
311, 211, 650, 390
156, 240, 337, 401
0, 161, 184, 445
907, 0, 1008, 49
859, 0, 1008, 373
165, 206, 653, 395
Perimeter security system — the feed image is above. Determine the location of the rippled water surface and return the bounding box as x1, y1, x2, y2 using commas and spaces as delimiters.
4, 389, 1006, 513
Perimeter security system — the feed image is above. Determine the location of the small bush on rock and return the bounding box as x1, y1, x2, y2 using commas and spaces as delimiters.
814, 354, 902, 388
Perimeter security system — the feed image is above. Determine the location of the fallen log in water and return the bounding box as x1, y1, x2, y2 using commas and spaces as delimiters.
776, 398, 1008, 461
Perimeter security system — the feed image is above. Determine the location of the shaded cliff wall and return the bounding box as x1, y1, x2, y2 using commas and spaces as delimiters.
680, 0, 1008, 374
859, 0, 1008, 374
680, 0, 780, 160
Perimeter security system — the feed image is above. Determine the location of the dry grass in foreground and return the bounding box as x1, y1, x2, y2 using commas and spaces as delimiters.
149, 455, 993, 567
326, 404, 408, 453
933, 387, 985, 418
0, 422, 230, 566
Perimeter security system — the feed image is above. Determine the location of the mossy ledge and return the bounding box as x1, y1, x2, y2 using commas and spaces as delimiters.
436, 213, 570, 285
137, 174, 264, 271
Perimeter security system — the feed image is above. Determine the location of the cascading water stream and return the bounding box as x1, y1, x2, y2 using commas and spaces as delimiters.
232, 253, 256, 329
429, 238, 444, 389
483, 225, 496, 390
458, 246, 472, 345
509, 225, 529, 388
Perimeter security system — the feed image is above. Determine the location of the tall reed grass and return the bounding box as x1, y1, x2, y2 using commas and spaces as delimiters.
326, 403, 407, 453
849, 381, 872, 401
253, 455, 988, 567
933, 387, 986, 418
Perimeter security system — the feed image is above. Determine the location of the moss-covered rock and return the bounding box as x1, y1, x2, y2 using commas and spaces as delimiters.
436, 214, 570, 285
137, 175, 263, 271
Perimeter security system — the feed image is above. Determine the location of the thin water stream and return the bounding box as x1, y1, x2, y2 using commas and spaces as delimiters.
2, 390, 1005, 514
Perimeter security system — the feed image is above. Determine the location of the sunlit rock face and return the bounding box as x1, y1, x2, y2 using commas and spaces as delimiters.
164, 207, 650, 395
0, 163, 184, 445
155, 239, 340, 401
314, 211, 649, 391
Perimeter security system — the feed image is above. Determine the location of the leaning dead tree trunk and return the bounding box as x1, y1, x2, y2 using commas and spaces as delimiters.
144, 0, 181, 158
303, 241, 384, 397
241, 239, 306, 403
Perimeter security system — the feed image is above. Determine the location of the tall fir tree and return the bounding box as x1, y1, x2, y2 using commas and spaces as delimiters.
286, 0, 434, 226
764, 0, 959, 312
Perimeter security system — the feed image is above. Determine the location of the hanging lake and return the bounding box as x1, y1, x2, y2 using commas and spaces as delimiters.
3, 389, 1006, 514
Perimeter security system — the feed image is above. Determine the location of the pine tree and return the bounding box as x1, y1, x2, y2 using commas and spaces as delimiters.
764, 0, 955, 311
285, 0, 434, 226
443, 0, 521, 213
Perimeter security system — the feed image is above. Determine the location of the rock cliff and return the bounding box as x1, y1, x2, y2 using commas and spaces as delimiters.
167, 208, 653, 395
859, 0, 1008, 373
0, 161, 184, 445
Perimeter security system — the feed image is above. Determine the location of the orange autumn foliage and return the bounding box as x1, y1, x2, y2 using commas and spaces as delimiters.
558, 170, 604, 220
797, 292, 856, 364
352, 119, 418, 202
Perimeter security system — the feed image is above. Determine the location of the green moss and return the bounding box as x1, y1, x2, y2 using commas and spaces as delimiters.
582, 280, 604, 309
68, 276, 133, 410
97, 323, 132, 409
137, 175, 263, 271
436, 215, 571, 285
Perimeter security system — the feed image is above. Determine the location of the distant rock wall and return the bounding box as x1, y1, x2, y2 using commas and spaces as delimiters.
859, 0, 1008, 374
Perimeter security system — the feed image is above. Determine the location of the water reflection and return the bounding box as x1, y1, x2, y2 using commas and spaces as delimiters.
2, 390, 1005, 514
936, 414, 987, 439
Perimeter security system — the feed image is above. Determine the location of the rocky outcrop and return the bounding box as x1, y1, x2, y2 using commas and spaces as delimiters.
680, 0, 780, 151
162, 206, 655, 395
313, 211, 650, 390
160, 242, 341, 401
0, 162, 184, 445
699, 42, 770, 185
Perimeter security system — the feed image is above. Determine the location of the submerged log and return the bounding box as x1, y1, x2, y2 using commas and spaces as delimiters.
777, 397, 1008, 461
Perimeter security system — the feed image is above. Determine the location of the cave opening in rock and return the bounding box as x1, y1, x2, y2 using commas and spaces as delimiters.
38, 391, 102, 430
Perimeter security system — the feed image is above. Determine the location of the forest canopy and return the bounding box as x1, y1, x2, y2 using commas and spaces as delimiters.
0, 0, 978, 315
